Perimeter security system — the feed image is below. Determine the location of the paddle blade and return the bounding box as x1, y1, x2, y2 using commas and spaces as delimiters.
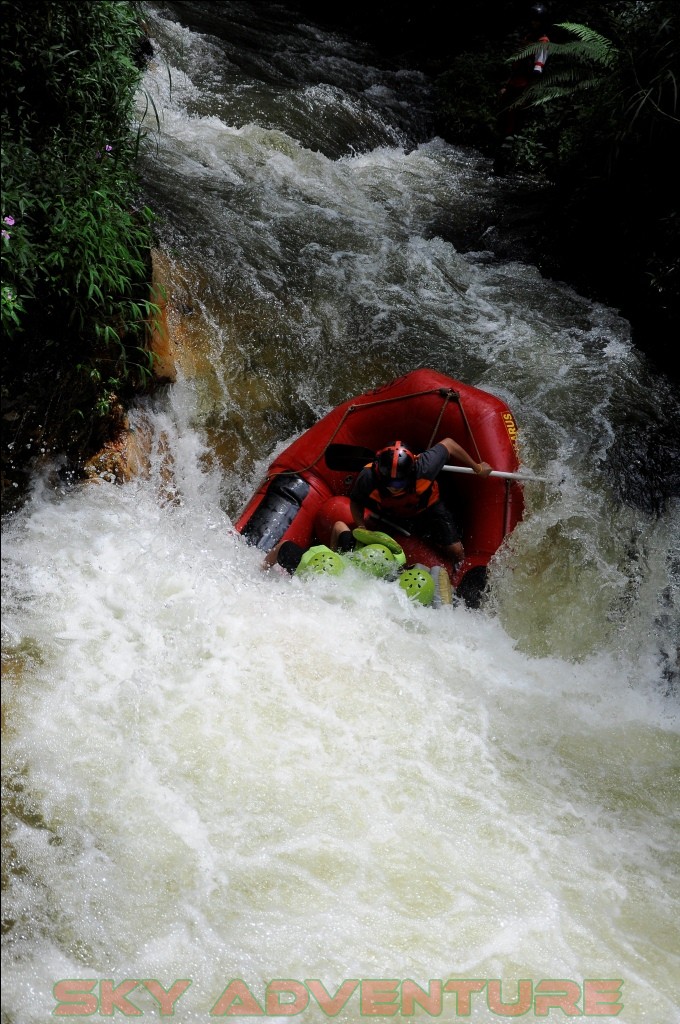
324, 443, 375, 472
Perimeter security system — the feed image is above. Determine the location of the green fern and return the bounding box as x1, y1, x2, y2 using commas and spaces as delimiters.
515, 14, 678, 133
508, 22, 621, 109
550, 23, 619, 68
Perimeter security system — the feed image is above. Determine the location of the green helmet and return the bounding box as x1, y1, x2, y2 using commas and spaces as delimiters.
352, 528, 406, 566
351, 543, 396, 578
297, 545, 345, 577
399, 566, 435, 605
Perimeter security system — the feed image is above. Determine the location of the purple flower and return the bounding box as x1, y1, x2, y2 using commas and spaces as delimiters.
1, 230, 10, 241
3, 215, 15, 226
105, 144, 113, 152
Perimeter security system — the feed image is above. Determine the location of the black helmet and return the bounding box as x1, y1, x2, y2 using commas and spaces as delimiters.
529, 3, 547, 18
374, 440, 416, 488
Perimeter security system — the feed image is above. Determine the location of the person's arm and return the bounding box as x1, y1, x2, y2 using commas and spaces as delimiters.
349, 497, 369, 529
262, 543, 281, 569
348, 468, 374, 528
437, 438, 492, 477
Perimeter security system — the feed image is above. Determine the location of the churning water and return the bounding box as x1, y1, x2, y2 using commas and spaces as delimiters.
2, 3, 678, 1021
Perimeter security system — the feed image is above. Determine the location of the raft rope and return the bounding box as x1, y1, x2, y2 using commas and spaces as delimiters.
440, 388, 484, 464
425, 390, 452, 449
425, 388, 483, 464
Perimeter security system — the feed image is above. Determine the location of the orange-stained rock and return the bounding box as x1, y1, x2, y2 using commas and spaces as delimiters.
83, 251, 180, 491
82, 406, 150, 484
147, 250, 177, 383
82, 404, 179, 503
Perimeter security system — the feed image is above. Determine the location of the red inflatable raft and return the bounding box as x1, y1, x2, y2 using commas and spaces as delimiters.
235, 368, 525, 605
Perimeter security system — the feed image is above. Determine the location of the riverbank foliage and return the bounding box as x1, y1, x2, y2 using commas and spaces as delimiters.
1, 0, 157, 509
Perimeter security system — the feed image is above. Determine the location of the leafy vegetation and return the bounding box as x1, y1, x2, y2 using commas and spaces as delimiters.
511, 22, 619, 107
1, 0, 158, 506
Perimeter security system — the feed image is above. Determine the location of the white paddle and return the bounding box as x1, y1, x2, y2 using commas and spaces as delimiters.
441, 465, 545, 482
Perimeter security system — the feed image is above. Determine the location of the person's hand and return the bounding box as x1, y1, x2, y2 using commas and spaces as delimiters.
475, 461, 492, 477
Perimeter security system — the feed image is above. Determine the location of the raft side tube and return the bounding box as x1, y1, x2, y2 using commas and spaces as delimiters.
239, 473, 310, 551
239, 472, 333, 552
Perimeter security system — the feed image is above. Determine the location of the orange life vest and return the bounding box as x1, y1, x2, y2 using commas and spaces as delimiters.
364, 470, 440, 519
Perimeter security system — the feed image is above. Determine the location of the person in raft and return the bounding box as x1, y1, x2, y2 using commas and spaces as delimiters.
349, 438, 492, 565
263, 523, 438, 605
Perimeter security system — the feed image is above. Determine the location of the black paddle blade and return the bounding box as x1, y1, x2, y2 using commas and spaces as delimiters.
324, 443, 376, 472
